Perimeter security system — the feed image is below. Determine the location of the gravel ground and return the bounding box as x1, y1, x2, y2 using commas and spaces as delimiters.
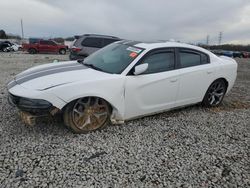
0, 52, 249, 188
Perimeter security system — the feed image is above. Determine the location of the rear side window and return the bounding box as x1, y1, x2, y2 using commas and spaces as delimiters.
81, 37, 102, 48
179, 51, 200, 68
40, 40, 50, 45
103, 38, 119, 47
47, 41, 56, 46
201, 53, 209, 64
179, 49, 209, 68
141, 50, 175, 74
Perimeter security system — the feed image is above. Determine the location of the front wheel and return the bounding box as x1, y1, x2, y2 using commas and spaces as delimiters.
202, 79, 227, 107
63, 97, 111, 133
28, 48, 37, 54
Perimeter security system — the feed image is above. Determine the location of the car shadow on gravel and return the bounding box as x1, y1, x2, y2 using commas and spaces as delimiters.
208, 100, 250, 112
124, 99, 250, 128
7, 98, 250, 135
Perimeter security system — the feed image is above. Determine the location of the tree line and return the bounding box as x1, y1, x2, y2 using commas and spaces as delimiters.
199, 44, 250, 52
0, 30, 21, 40
1, 29, 249, 51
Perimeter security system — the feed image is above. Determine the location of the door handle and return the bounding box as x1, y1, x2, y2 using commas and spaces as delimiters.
170, 79, 178, 83
207, 71, 213, 74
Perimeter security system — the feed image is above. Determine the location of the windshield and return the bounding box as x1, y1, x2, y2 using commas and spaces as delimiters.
83, 43, 144, 74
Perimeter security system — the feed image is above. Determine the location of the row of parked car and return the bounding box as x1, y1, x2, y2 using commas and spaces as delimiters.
20, 34, 121, 59
0, 34, 121, 60
211, 49, 250, 58
2, 36, 250, 60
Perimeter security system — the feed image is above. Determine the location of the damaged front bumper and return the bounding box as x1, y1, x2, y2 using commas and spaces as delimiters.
8, 93, 52, 111
8, 93, 61, 126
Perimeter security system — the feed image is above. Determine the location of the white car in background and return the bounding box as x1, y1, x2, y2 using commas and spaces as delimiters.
8, 41, 237, 133
11, 43, 22, 51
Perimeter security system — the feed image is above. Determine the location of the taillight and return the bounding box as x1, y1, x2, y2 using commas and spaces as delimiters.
71, 46, 81, 52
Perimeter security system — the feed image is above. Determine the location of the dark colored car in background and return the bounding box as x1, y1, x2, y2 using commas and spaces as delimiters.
69, 34, 121, 60
222, 51, 234, 57
0, 41, 12, 52
211, 49, 250, 58
233, 51, 244, 58
22, 40, 67, 54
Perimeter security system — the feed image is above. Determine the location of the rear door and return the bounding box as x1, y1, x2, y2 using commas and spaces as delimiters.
175, 48, 216, 106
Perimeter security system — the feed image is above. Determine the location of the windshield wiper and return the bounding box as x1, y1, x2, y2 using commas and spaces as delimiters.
77, 59, 104, 72
84, 63, 103, 71
77, 59, 84, 64
83, 63, 104, 72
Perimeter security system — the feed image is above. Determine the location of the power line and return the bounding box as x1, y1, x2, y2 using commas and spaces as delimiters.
21, 19, 24, 39
218, 31, 223, 45
206, 35, 210, 45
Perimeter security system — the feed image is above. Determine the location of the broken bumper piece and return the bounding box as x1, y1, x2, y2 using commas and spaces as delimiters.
8, 93, 61, 126
8, 93, 52, 112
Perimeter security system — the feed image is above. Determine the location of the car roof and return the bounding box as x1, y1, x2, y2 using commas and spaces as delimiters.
119, 40, 211, 54
80, 34, 120, 39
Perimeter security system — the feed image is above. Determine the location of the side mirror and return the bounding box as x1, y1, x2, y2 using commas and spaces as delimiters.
133, 63, 148, 75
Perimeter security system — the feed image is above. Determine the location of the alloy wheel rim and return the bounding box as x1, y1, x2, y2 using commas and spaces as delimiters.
72, 97, 109, 131
208, 82, 225, 105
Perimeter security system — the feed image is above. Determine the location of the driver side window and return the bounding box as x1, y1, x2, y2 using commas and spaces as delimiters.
140, 50, 175, 74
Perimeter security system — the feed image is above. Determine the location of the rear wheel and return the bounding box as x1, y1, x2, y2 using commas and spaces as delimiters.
59, 48, 66, 55
202, 79, 227, 107
63, 97, 111, 133
28, 48, 37, 54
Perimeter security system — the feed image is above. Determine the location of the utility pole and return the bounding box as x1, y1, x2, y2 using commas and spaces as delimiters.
206, 35, 210, 46
218, 31, 222, 45
21, 19, 24, 39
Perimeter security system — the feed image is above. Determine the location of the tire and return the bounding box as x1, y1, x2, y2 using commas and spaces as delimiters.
59, 48, 66, 55
63, 97, 111, 133
202, 79, 227, 107
3, 47, 8, 52
28, 48, 37, 54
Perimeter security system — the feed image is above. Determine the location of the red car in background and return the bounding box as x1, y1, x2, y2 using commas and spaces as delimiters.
242, 51, 250, 58
22, 40, 67, 55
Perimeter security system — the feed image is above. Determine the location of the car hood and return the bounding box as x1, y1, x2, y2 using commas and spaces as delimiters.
10, 61, 115, 90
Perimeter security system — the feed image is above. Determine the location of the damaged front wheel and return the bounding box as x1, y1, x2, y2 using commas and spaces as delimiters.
63, 97, 111, 133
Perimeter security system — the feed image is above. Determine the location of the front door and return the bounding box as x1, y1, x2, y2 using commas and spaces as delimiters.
39, 40, 48, 52
47, 41, 58, 53
124, 48, 180, 119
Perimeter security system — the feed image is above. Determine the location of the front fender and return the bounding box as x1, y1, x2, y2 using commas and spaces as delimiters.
50, 77, 126, 120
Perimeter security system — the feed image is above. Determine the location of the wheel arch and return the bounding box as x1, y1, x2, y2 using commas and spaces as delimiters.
202, 77, 229, 102
28, 48, 38, 53
214, 77, 229, 91
61, 95, 121, 118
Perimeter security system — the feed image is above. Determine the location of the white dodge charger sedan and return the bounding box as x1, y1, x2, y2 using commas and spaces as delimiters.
8, 41, 237, 133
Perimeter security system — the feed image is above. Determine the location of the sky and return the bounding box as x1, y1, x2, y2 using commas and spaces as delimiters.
0, 0, 250, 45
